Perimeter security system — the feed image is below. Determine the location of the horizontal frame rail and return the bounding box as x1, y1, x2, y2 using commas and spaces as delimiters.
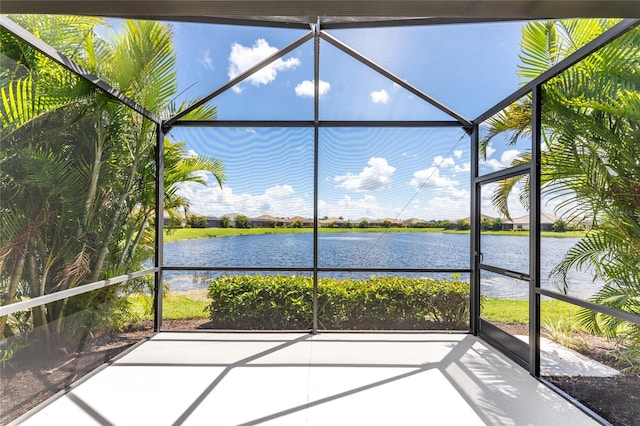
480, 264, 530, 281
162, 266, 471, 274
320, 30, 472, 127
537, 288, 640, 326
0, 16, 160, 124
0, 268, 158, 317
171, 120, 465, 128
475, 163, 531, 185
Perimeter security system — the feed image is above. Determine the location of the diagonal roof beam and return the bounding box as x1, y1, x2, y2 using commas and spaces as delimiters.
0, 15, 160, 124
320, 31, 472, 127
164, 30, 314, 130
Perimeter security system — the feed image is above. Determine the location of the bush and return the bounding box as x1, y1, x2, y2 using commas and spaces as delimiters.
206, 275, 469, 330
220, 215, 231, 228
187, 214, 207, 228
234, 214, 251, 228
553, 218, 568, 232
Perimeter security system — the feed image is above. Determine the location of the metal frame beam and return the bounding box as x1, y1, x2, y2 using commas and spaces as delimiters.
0, 15, 160, 124
470, 125, 481, 335
3, 1, 639, 21
154, 124, 166, 332
171, 120, 464, 127
312, 20, 321, 334
320, 31, 472, 126
529, 84, 542, 377
163, 31, 314, 130
0, 269, 157, 317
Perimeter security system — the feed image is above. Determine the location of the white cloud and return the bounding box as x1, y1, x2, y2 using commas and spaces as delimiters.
454, 150, 463, 159
410, 167, 458, 189
486, 144, 496, 158
485, 149, 521, 171
200, 49, 214, 70
370, 89, 389, 104
334, 157, 396, 192
228, 39, 300, 93
319, 194, 396, 220
433, 155, 455, 168
420, 192, 470, 220
295, 80, 330, 98
177, 181, 311, 218
454, 162, 471, 173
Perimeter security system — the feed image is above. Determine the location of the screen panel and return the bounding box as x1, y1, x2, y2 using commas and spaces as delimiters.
540, 296, 639, 426
317, 272, 470, 331
164, 127, 315, 270
0, 285, 153, 424
318, 127, 470, 269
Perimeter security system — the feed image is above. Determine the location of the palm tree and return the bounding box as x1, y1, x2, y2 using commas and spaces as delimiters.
0, 16, 225, 345
482, 19, 640, 364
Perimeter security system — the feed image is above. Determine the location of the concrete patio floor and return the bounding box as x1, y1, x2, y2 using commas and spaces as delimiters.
18, 332, 598, 425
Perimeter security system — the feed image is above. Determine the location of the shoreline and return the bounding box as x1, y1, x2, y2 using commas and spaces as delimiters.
163, 227, 587, 242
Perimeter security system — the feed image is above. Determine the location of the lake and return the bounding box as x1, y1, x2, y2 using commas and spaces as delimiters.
163, 232, 602, 299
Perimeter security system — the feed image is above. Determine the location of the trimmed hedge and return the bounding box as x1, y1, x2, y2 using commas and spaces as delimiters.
206, 275, 469, 330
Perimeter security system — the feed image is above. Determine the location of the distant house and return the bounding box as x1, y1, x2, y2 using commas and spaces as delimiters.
319, 217, 344, 227
501, 212, 569, 232
288, 216, 314, 227
403, 218, 427, 227
370, 218, 403, 227
252, 214, 279, 228
206, 216, 223, 227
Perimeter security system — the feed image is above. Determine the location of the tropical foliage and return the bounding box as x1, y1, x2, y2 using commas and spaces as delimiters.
0, 16, 224, 351
482, 19, 640, 366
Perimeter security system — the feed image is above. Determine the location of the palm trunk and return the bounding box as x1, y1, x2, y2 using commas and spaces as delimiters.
119, 210, 151, 268
28, 252, 51, 349
76, 109, 107, 242
0, 252, 27, 337
89, 133, 150, 282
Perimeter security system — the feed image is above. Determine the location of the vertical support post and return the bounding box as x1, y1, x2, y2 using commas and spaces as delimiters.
154, 123, 165, 332
470, 125, 481, 335
529, 86, 542, 376
312, 20, 320, 334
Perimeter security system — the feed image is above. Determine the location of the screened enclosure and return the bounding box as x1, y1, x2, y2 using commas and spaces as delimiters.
1, 5, 640, 425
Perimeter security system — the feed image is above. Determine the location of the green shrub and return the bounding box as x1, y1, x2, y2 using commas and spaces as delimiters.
187, 214, 207, 228
234, 214, 251, 228
221, 215, 231, 228
553, 218, 568, 232
206, 275, 469, 330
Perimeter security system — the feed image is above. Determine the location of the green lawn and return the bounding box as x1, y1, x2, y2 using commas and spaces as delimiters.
129, 292, 209, 320
482, 298, 582, 326
164, 227, 586, 242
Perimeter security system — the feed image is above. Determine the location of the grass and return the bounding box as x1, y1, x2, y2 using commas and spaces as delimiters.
130, 291, 584, 330
164, 227, 586, 242
482, 298, 582, 326
129, 291, 209, 320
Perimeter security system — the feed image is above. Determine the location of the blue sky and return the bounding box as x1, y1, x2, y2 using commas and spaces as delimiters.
164, 20, 547, 221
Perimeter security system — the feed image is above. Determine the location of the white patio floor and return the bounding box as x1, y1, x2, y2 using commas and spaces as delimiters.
18, 332, 598, 426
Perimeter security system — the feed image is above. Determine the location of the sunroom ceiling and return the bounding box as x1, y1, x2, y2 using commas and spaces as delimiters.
2, 0, 640, 28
